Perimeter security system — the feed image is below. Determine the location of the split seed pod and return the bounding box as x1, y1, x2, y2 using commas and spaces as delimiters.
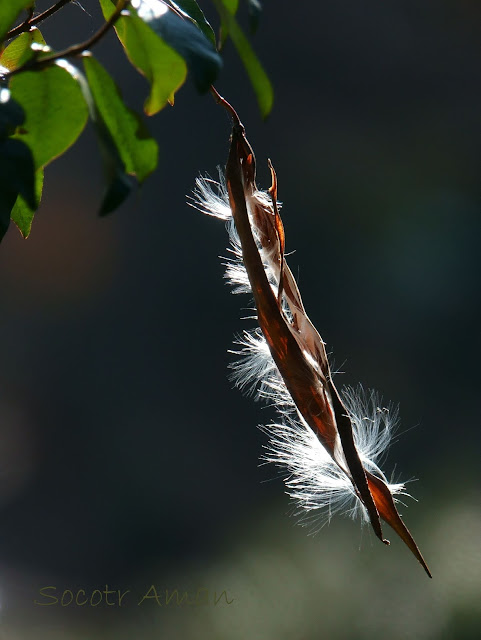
193, 92, 431, 577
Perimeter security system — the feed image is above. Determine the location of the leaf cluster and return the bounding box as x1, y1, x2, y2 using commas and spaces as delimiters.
0, 0, 273, 242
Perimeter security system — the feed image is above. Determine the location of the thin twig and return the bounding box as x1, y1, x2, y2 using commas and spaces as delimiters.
5, 0, 130, 78
210, 86, 241, 126
6, 6, 35, 40
6, 0, 73, 40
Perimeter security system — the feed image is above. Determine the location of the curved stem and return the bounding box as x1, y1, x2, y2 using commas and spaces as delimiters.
5, 1, 129, 78
210, 85, 241, 126
6, 1, 73, 40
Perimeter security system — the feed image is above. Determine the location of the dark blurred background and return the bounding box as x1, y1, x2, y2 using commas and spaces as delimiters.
0, 1, 480, 638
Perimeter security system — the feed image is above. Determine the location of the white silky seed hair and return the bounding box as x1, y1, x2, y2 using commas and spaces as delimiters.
190, 173, 409, 531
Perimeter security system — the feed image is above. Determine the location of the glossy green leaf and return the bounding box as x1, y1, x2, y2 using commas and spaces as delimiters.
168, 0, 216, 46
100, 0, 187, 115
0, 0, 33, 42
0, 138, 35, 241
83, 55, 158, 183
9, 63, 88, 169
0, 28, 45, 70
10, 167, 43, 238
213, 0, 273, 118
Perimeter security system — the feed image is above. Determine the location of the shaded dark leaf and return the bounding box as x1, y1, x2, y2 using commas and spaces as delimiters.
0, 88, 24, 139
168, 0, 216, 47
0, 137, 35, 241
147, 3, 222, 92
129, 0, 222, 93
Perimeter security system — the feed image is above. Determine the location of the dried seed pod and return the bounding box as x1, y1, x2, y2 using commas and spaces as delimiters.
192, 92, 431, 577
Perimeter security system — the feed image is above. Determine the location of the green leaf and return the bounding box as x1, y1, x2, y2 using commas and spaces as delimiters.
100, 0, 187, 115
4, 61, 88, 236
0, 0, 33, 42
78, 55, 138, 215
0, 28, 45, 70
0, 138, 35, 241
221, 0, 239, 13
101, 0, 221, 97
83, 55, 158, 183
217, 0, 238, 47
213, 0, 273, 118
168, 1, 216, 47
9, 63, 88, 169
10, 167, 43, 238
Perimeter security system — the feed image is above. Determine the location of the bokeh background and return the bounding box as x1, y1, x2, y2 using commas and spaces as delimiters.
0, 1, 480, 638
